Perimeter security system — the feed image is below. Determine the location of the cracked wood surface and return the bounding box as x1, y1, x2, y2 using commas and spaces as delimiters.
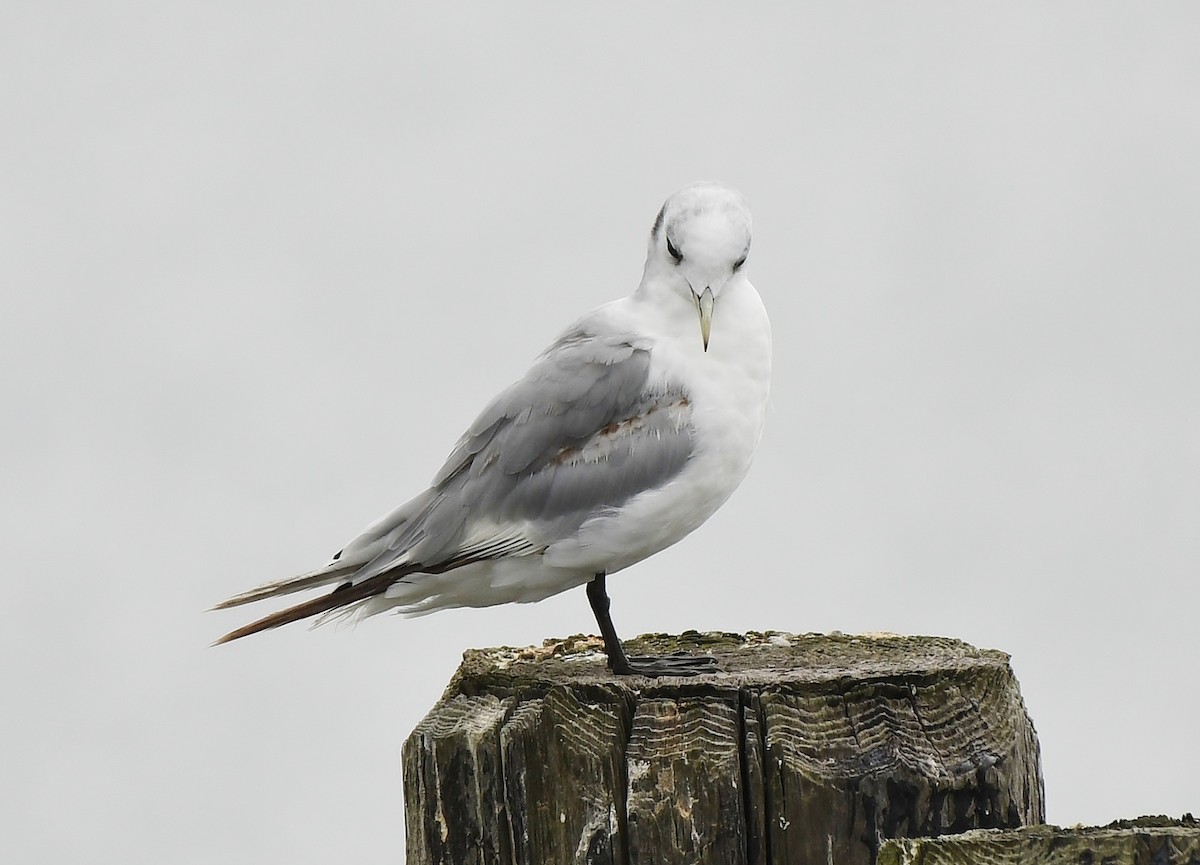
402, 632, 1044, 865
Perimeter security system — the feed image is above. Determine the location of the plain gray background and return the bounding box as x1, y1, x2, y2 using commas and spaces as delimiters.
3, 3, 1197, 863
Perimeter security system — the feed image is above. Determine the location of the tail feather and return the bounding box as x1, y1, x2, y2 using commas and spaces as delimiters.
210, 563, 358, 611
212, 573, 396, 645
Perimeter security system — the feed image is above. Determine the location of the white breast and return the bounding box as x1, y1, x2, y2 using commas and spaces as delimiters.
544, 278, 772, 574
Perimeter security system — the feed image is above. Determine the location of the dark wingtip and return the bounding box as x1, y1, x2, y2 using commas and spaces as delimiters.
211, 620, 267, 646
208, 574, 394, 647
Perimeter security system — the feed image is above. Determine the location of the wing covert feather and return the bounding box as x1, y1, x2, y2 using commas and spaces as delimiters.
358, 324, 694, 577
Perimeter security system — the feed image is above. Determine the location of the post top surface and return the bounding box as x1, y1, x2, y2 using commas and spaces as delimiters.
448, 631, 1012, 698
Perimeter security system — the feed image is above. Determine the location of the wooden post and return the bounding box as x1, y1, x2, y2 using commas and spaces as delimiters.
402, 632, 1044, 865
880, 817, 1200, 864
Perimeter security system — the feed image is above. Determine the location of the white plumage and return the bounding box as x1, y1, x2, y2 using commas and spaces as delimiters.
214, 182, 771, 674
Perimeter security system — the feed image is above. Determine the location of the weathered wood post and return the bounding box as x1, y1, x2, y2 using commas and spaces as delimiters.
402, 632, 1044, 865
880, 817, 1200, 864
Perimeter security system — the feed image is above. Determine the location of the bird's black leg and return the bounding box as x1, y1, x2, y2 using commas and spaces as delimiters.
586, 572, 635, 675
586, 572, 718, 677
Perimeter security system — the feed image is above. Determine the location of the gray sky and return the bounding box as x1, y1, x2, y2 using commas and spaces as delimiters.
3, 3, 1197, 863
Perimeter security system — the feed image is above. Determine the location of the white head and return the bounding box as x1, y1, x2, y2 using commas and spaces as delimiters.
642, 182, 753, 351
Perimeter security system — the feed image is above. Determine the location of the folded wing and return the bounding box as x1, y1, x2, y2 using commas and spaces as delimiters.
213, 322, 695, 643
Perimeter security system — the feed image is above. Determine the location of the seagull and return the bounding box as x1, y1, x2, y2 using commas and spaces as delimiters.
213, 182, 772, 676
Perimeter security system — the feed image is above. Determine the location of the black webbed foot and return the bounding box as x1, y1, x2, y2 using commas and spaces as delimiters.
611, 651, 719, 678
586, 572, 720, 678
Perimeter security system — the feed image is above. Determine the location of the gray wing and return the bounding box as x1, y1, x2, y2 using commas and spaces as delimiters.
352, 323, 695, 580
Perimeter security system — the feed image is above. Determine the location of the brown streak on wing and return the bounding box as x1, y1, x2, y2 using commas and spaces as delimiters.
549, 396, 691, 467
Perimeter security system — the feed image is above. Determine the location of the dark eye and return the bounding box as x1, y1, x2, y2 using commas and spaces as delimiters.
666, 238, 683, 264
732, 254, 747, 271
